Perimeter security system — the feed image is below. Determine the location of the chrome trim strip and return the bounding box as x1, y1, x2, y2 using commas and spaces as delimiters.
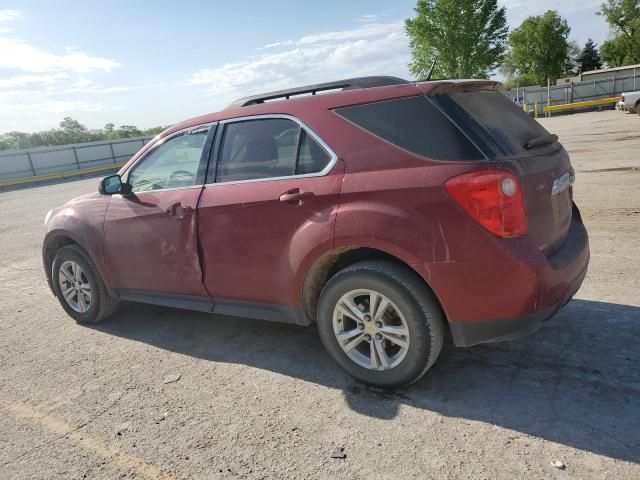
111, 184, 204, 197
204, 113, 339, 187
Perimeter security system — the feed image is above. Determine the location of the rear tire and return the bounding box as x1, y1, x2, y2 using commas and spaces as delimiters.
52, 244, 119, 324
317, 260, 444, 388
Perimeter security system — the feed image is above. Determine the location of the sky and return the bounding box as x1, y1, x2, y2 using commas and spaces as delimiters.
0, 0, 610, 133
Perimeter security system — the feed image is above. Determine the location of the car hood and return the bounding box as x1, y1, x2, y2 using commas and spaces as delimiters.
45, 191, 110, 232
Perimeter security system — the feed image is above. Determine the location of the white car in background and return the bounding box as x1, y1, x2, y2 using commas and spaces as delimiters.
621, 91, 640, 114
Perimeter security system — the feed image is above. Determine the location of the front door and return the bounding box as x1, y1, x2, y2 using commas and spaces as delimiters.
104, 124, 213, 297
197, 116, 343, 309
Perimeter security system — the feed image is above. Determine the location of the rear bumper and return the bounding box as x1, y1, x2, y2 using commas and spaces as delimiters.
420, 205, 590, 347
448, 259, 587, 347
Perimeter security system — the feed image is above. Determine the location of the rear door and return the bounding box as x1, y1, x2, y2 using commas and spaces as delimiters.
197, 115, 343, 308
104, 124, 214, 296
435, 90, 574, 256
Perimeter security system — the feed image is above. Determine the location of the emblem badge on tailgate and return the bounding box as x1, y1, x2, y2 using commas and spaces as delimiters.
551, 169, 575, 196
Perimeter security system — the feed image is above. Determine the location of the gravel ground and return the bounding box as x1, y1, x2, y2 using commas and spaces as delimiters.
0, 109, 639, 480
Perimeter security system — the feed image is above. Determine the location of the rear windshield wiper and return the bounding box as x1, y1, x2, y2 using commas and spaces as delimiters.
524, 133, 558, 150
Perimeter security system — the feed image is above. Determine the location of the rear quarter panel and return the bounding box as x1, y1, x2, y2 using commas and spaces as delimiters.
325, 114, 494, 303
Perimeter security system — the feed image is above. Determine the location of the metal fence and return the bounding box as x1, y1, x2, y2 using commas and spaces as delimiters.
0, 136, 153, 181
507, 70, 639, 114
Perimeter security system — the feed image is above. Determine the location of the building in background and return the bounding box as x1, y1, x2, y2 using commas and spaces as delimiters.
557, 64, 640, 85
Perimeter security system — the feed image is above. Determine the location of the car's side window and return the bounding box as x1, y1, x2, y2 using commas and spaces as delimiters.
128, 130, 208, 193
296, 130, 331, 175
216, 119, 300, 183
215, 117, 333, 183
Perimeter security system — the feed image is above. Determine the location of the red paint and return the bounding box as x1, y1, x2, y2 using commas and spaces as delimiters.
43, 79, 589, 336
103, 188, 206, 296
197, 163, 344, 305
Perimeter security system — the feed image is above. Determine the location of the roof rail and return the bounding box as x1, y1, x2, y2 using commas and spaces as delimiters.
224, 76, 409, 110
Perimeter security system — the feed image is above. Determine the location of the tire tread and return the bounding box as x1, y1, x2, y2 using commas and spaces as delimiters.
318, 260, 445, 387
54, 244, 118, 323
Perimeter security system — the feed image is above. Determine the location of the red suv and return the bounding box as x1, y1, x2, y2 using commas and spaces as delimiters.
43, 77, 589, 387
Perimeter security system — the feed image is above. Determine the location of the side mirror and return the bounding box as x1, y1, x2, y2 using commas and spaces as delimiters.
99, 174, 126, 195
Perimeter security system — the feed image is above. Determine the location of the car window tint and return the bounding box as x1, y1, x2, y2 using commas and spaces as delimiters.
296, 130, 331, 174
443, 90, 550, 156
128, 130, 208, 193
217, 119, 300, 182
335, 96, 484, 161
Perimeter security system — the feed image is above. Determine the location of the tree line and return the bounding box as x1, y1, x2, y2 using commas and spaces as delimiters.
406, 0, 640, 89
0, 117, 166, 152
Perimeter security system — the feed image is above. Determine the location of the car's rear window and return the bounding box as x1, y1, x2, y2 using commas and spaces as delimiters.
437, 90, 550, 156
335, 96, 485, 161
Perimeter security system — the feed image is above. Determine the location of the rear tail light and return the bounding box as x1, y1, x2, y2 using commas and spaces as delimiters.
444, 170, 527, 238
622, 95, 625, 102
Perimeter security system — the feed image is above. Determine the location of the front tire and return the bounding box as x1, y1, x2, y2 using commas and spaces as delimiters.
52, 244, 119, 324
317, 260, 445, 388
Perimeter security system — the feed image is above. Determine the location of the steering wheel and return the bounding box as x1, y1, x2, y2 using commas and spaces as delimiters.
167, 170, 195, 188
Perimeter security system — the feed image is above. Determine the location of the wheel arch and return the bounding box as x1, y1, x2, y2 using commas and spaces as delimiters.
302, 246, 448, 326
43, 232, 89, 295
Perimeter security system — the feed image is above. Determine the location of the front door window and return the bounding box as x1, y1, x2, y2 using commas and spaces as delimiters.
128, 130, 208, 192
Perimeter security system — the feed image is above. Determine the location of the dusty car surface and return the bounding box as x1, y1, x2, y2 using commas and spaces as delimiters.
43, 76, 589, 387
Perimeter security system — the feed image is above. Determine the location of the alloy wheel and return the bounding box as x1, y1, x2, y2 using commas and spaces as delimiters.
332, 289, 410, 371
58, 260, 92, 313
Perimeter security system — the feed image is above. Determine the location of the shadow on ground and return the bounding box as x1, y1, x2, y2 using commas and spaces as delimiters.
91, 299, 640, 464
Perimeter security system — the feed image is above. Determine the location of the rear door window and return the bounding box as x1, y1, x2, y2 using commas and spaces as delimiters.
215, 118, 333, 182
335, 96, 485, 161
296, 130, 331, 174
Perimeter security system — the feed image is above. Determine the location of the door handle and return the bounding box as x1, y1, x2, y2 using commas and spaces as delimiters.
166, 202, 194, 219
279, 189, 314, 204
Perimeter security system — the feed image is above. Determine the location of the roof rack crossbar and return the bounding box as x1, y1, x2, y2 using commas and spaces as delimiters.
225, 76, 408, 110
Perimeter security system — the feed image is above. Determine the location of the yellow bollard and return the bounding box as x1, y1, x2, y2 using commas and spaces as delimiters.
534, 102, 538, 118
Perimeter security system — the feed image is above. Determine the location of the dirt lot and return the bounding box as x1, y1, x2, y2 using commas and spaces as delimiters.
0, 109, 639, 480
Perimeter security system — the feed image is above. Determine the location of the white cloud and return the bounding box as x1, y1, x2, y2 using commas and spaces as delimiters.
0, 97, 113, 131
499, 0, 603, 26
357, 14, 383, 23
188, 21, 411, 109
4, 100, 109, 115
263, 40, 295, 49
0, 73, 69, 88
297, 21, 403, 45
0, 11, 128, 132
0, 9, 23, 22
0, 37, 120, 73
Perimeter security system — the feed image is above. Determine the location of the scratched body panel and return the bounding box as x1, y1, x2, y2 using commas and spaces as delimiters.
103, 188, 206, 296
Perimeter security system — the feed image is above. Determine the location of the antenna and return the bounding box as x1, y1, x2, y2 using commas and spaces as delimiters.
425, 59, 437, 81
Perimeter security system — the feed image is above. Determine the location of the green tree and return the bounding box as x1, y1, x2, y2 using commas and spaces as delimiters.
564, 40, 581, 76
60, 117, 87, 133
504, 11, 572, 86
59, 117, 89, 144
115, 125, 142, 138
600, 36, 629, 66
599, 0, 640, 66
142, 126, 165, 136
405, 0, 508, 79
0, 120, 169, 151
576, 38, 604, 72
